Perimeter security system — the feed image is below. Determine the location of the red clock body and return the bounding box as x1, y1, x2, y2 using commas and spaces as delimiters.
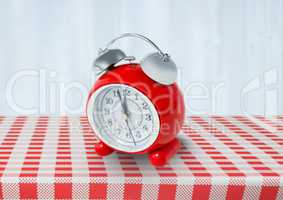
87, 63, 185, 165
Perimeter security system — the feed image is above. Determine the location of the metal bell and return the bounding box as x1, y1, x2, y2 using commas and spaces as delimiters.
140, 52, 177, 85
93, 49, 126, 72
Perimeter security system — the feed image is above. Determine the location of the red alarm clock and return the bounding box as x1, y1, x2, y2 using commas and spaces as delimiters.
87, 33, 184, 166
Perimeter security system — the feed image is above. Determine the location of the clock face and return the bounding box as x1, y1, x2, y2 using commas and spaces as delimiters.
87, 84, 160, 152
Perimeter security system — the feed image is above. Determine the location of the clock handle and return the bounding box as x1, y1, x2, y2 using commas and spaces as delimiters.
102, 33, 170, 62
96, 33, 177, 85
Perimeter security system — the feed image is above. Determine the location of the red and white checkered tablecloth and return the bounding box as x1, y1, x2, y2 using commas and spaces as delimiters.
0, 115, 282, 199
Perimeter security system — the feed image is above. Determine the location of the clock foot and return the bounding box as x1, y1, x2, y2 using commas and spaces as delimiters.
148, 138, 181, 166
94, 141, 114, 156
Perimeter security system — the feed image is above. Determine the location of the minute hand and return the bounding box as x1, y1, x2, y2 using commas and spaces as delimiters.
125, 118, 136, 146
117, 90, 128, 117
123, 92, 131, 117
117, 90, 136, 145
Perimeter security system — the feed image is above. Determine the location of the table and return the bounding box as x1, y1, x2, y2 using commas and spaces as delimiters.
0, 115, 282, 199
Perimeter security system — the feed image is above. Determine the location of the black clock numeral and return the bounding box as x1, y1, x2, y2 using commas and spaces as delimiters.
116, 128, 121, 135
142, 102, 148, 110
145, 114, 152, 121
135, 131, 141, 139
106, 98, 113, 104
113, 90, 119, 97
107, 119, 113, 126
134, 93, 139, 100
104, 108, 110, 115
123, 89, 130, 96
143, 125, 148, 131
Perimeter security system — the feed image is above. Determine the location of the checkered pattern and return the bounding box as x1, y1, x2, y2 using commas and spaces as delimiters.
0, 115, 282, 199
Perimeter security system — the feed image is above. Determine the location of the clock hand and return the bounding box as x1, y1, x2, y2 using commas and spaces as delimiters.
123, 92, 130, 116
123, 91, 137, 128
117, 90, 129, 117
125, 118, 136, 146
117, 89, 136, 145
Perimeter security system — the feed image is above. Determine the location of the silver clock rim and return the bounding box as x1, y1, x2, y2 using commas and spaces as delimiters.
87, 84, 160, 153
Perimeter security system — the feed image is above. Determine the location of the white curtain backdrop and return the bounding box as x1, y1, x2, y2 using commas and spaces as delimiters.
0, 0, 282, 115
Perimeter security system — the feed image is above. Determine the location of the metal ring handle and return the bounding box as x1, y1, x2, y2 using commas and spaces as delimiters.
103, 33, 169, 60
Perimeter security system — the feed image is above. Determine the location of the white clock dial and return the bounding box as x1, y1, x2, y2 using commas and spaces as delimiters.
87, 84, 160, 152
